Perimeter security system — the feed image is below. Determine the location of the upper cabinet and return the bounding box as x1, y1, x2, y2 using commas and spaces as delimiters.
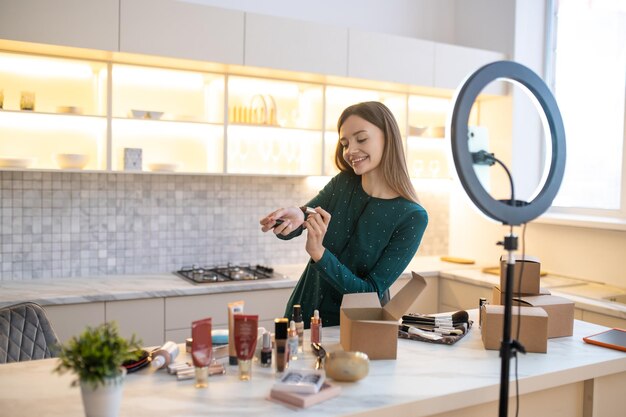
244, 13, 348, 77
348, 30, 435, 87
0, 0, 119, 51
119, 0, 244, 64
434, 43, 507, 95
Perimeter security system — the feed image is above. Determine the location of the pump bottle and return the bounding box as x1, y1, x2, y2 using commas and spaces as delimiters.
151, 341, 180, 370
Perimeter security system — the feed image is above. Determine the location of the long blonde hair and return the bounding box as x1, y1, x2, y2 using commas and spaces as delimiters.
335, 101, 419, 203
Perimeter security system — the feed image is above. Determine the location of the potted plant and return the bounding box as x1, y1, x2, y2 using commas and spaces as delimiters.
54, 322, 142, 417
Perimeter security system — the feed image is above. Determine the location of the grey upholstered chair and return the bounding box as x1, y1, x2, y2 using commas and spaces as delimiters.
0, 302, 60, 363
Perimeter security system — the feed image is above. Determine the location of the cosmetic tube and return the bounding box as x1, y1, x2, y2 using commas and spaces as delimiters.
311, 309, 322, 344
227, 300, 244, 365
191, 317, 213, 388
274, 318, 289, 373
287, 320, 299, 361
260, 331, 272, 367
234, 314, 258, 381
150, 341, 180, 370
292, 304, 304, 350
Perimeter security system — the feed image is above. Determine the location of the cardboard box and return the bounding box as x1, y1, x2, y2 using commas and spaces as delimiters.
500, 255, 541, 295
492, 285, 551, 305
340, 272, 427, 360
512, 295, 574, 338
481, 304, 548, 353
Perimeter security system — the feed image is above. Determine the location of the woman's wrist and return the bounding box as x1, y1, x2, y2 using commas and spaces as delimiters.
310, 248, 325, 263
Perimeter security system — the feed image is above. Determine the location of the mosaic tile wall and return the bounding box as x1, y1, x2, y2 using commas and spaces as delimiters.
0, 171, 448, 280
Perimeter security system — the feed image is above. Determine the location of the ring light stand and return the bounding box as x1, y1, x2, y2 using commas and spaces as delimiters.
449, 61, 566, 417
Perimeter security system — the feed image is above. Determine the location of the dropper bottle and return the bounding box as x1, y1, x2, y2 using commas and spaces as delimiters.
287, 320, 299, 361
292, 304, 304, 351
310, 309, 322, 344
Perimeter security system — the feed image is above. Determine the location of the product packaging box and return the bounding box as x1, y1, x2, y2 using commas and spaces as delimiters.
123, 148, 142, 171
340, 272, 427, 360
492, 285, 551, 305
500, 255, 541, 295
512, 295, 574, 338
481, 304, 548, 353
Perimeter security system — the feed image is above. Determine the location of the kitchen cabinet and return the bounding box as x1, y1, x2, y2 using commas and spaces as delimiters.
0, 0, 119, 51
244, 13, 348, 77
164, 288, 291, 342
119, 0, 244, 65
434, 43, 507, 95
44, 302, 105, 344
106, 298, 165, 347
438, 277, 493, 312
581, 310, 626, 329
348, 30, 435, 87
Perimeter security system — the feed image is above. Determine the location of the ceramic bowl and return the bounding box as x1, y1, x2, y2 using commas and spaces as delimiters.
0, 157, 35, 168
324, 351, 369, 382
55, 153, 89, 170
130, 109, 163, 120
147, 162, 179, 172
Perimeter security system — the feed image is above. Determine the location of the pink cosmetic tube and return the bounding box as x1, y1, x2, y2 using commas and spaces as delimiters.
234, 315, 259, 381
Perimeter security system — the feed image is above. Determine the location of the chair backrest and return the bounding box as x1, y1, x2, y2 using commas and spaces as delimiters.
0, 302, 60, 364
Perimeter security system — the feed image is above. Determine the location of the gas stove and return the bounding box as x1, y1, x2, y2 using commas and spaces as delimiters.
176, 264, 281, 284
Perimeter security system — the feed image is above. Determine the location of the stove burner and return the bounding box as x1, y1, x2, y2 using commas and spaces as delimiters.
176, 263, 279, 284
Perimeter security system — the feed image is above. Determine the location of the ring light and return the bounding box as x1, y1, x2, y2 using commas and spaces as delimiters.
449, 60, 566, 225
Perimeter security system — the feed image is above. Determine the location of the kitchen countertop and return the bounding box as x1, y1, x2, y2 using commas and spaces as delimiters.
0, 313, 624, 417
1, 256, 625, 320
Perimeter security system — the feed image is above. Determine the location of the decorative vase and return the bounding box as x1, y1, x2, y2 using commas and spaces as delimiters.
79, 368, 127, 417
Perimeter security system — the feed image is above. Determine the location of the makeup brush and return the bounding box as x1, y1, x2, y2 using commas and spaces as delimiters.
401, 310, 469, 326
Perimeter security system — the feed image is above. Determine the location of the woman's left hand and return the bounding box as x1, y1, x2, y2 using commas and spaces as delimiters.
304, 207, 331, 262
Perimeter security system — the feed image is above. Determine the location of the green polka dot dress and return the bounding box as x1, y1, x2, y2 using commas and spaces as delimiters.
279, 171, 428, 328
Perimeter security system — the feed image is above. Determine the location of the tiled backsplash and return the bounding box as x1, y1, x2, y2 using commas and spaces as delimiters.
0, 171, 448, 280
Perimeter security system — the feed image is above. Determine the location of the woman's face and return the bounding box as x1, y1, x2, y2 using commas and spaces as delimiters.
339, 115, 385, 176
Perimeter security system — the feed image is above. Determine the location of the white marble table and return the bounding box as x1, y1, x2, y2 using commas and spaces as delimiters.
1, 312, 624, 417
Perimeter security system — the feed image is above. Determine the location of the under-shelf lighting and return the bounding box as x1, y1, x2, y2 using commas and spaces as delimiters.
228, 77, 300, 98
0, 54, 94, 79
113, 65, 205, 90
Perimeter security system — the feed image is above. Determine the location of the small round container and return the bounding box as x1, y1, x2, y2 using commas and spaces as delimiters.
324, 351, 369, 382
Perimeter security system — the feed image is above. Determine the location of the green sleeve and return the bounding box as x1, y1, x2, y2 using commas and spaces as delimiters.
312, 208, 428, 297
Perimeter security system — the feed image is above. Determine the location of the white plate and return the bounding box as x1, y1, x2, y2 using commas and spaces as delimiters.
148, 162, 179, 172
0, 157, 35, 168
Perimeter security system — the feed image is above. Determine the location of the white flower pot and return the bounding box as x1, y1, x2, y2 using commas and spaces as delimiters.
79, 368, 126, 417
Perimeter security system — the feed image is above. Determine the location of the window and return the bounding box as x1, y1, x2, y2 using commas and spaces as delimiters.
548, 0, 626, 222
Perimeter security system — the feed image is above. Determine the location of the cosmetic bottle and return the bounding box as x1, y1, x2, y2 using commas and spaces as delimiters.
234, 315, 258, 381
191, 317, 213, 388
292, 304, 304, 350
274, 318, 289, 373
150, 341, 180, 370
260, 331, 272, 368
227, 300, 244, 365
287, 320, 299, 361
310, 309, 322, 344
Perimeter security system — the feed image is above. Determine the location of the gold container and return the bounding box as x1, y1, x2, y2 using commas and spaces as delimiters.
324, 351, 369, 382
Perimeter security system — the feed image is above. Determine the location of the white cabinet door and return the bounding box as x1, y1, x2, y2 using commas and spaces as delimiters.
44, 302, 106, 344
245, 13, 348, 77
120, 0, 244, 64
438, 277, 492, 312
106, 298, 165, 347
348, 30, 435, 86
0, 0, 119, 51
434, 43, 507, 95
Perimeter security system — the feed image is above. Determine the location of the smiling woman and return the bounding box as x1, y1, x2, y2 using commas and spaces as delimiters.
259, 101, 428, 328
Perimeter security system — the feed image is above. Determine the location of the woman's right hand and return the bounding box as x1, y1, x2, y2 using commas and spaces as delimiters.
259, 207, 305, 235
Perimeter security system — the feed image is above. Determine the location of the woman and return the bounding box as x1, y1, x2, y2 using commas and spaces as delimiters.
260, 101, 428, 328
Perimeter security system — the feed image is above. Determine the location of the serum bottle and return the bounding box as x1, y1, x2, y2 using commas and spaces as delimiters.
292, 304, 304, 351
260, 331, 272, 368
310, 309, 322, 344
274, 318, 288, 373
287, 320, 299, 361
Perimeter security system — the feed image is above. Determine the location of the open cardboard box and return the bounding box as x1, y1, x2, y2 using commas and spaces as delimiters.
492, 285, 551, 305
340, 272, 427, 360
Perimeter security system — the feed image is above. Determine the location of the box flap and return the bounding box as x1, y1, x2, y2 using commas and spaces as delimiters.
515, 294, 574, 307
383, 272, 427, 320
485, 304, 548, 318
500, 254, 541, 264
341, 292, 381, 309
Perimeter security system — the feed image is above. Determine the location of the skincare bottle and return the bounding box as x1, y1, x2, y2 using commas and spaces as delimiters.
191, 317, 213, 388
274, 318, 288, 373
234, 314, 258, 381
287, 320, 299, 361
292, 304, 304, 350
227, 300, 244, 365
260, 331, 272, 368
150, 341, 180, 370
310, 309, 322, 344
